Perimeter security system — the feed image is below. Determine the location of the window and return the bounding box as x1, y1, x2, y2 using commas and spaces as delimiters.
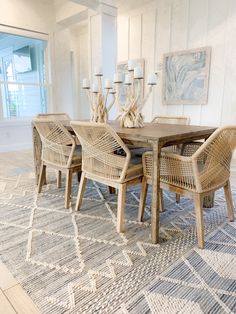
0, 32, 48, 118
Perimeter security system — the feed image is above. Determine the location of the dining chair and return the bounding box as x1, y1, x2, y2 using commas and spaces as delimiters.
139, 126, 236, 248
33, 118, 82, 208
70, 121, 143, 233
36, 113, 81, 186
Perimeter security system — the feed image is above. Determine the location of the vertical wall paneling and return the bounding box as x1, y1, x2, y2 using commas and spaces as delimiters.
183, 0, 208, 125
220, 0, 236, 125
167, 0, 189, 117
117, 15, 129, 61
153, 5, 172, 118
129, 14, 142, 59
141, 9, 156, 121
200, 0, 229, 126
117, 0, 236, 127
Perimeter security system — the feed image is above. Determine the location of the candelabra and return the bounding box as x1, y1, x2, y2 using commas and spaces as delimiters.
82, 68, 116, 123
113, 61, 157, 128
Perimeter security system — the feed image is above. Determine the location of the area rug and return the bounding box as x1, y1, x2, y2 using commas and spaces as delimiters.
0, 170, 235, 314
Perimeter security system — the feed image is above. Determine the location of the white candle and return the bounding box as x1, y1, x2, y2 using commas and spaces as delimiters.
134, 66, 144, 79
128, 60, 135, 71
82, 78, 90, 89
94, 66, 103, 76
92, 83, 99, 93
113, 72, 123, 83
124, 74, 132, 85
109, 88, 116, 94
105, 79, 112, 89
147, 73, 157, 85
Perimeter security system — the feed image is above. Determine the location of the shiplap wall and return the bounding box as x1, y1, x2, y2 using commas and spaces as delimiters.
117, 0, 236, 126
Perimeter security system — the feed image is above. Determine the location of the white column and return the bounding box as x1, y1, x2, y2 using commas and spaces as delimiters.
88, 4, 117, 118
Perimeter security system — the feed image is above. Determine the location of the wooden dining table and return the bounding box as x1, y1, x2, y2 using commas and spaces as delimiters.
32, 120, 217, 244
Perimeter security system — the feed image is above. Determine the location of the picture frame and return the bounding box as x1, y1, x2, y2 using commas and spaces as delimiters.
162, 47, 211, 105
116, 58, 145, 104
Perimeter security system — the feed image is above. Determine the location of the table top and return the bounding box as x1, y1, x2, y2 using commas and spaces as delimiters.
67, 120, 217, 147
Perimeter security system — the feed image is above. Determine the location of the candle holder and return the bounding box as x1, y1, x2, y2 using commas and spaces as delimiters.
114, 65, 157, 128
83, 72, 115, 123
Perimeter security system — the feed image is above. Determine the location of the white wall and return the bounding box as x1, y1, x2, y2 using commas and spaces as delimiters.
117, 0, 236, 126
0, 0, 56, 152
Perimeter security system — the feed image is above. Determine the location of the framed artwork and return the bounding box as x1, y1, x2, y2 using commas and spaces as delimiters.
117, 58, 145, 103
162, 47, 211, 105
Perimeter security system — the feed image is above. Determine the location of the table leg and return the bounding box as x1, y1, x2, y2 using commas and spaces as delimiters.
150, 140, 161, 244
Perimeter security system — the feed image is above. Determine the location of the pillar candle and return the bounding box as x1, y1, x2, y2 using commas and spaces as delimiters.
92, 83, 99, 93
82, 78, 90, 89
113, 73, 123, 83
124, 74, 132, 85
105, 79, 112, 89
147, 73, 157, 85
134, 66, 144, 79
128, 60, 135, 71
94, 66, 103, 76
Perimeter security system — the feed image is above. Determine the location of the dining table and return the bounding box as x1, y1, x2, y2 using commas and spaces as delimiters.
32, 120, 217, 244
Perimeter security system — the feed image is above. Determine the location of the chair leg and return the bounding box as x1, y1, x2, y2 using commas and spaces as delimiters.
77, 171, 82, 182
38, 164, 46, 193
108, 186, 116, 194
117, 183, 126, 233
224, 180, 235, 222
75, 172, 87, 211
159, 189, 165, 212
57, 170, 62, 188
138, 177, 148, 222
194, 193, 204, 249
65, 169, 73, 209
176, 194, 180, 203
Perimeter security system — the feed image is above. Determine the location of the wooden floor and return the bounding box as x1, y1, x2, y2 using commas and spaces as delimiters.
0, 262, 40, 314
0, 149, 236, 314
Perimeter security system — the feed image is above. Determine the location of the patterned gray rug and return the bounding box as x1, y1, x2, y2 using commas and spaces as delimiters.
0, 170, 235, 314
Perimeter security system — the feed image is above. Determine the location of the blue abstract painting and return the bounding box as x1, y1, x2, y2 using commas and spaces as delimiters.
162, 47, 211, 105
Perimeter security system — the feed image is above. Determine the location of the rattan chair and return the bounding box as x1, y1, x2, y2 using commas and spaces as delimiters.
70, 121, 143, 233
36, 113, 81, 186
139, 126, 236, 248
33, 118, 82, 208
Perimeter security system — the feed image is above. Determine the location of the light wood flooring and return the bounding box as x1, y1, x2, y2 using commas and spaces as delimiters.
0, 149, 236, 314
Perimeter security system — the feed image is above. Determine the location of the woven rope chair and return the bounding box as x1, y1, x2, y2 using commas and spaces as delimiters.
33, 118, 82, 208
153, 115, 191, 204
70, 121, 143, 233
139, 126, 236, 248
36, 113, 81, 186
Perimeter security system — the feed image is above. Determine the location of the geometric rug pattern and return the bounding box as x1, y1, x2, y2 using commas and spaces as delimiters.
0, 170, 235, 313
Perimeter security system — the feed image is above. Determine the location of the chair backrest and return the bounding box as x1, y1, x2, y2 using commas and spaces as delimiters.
36, 113, 70, 121
152, 115, 190, 125
70, 121, 131, 182
33, 118, 75, 168
193, 126, 236, 192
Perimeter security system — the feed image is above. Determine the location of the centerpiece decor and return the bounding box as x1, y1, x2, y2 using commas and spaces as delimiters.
82, 67, 116, 123
113, 60, 157, 128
